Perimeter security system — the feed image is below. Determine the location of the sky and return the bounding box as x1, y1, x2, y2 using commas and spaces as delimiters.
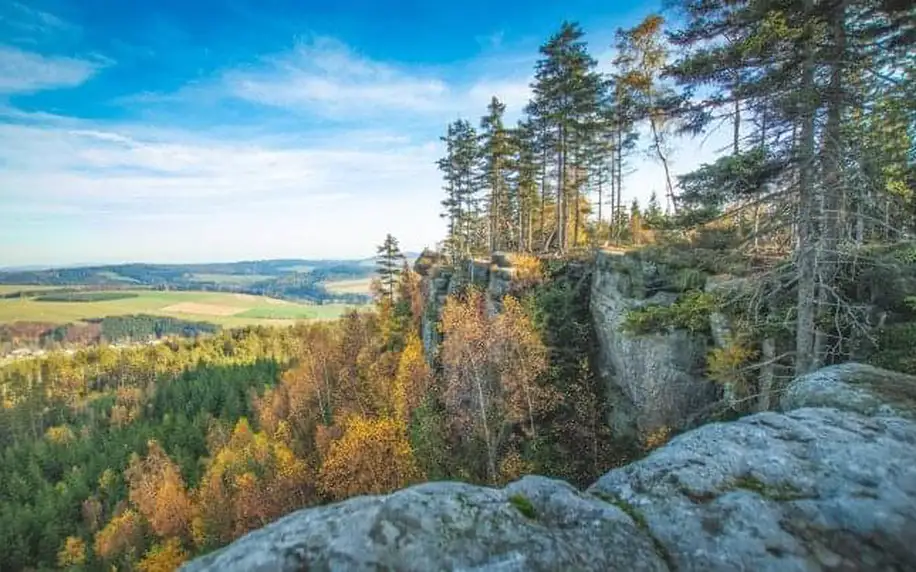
0, 0, 729, 267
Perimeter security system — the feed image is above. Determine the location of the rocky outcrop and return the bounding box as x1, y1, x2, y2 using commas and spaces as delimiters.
416, 253, 517, 361
183, 363, 916, 572
591, 250, 717, 438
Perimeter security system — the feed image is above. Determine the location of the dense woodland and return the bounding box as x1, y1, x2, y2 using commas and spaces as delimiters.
1, 0, 914, 570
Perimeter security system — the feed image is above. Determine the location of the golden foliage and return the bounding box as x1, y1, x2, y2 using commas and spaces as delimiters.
642, 426, 671, 452
137, 538, 188, 572
125, 440, 192, 540
193, 418, 315, 548
57, 536, 87, 568
45, 424, 76, 445
94, 509, 143, 562
494, 296, 552, 437
707, 337, 759, 396
507, 253, 544, 290
392, 333, 432, 423
318, 416, 423, 500
497, 449, 533, 485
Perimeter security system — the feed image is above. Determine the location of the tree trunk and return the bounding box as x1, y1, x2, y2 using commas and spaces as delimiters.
758, 337, 776, 411
794, 0, 820, 377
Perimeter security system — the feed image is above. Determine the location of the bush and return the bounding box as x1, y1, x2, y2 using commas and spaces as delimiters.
623, 291, 716, 335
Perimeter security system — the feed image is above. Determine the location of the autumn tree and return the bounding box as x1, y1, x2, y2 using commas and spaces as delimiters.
318, 416, 423, 500
137, 538, 188, 572
193, 419, 315, 550
125, 440, 192, 540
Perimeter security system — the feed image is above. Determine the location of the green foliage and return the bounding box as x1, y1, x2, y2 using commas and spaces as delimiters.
97, 314, 219, 341
870, 322, 916, 375
623, 291, 716, 335
0, 328, 296, 571
507, 494, 537, 519
35, 291, 140, 303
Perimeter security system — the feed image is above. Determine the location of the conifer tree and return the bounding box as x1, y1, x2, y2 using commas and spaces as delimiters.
375, 234, 405, 303
479, 97, 513, 252
528, 22, 604, 252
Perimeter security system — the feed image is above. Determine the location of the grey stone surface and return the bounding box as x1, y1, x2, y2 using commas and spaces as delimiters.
781, 362, 916, 420
589, 407, 916, 572
591, 251, 717, 437
181, 476, 667, 572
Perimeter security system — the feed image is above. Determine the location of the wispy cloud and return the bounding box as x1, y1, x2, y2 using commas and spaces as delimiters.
222, 37, 531, 120
0, 45, 103, 94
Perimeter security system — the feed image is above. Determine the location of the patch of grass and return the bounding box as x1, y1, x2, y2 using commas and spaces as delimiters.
623, 291, 716, 335
733, 474, 805, 501
507, 493, 537, 520
34, 292, 139, 303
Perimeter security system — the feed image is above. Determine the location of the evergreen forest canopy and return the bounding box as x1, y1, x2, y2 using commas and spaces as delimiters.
1, 1, 914, 570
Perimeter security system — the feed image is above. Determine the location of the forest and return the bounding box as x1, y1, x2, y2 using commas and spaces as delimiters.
0, 0, 914, 570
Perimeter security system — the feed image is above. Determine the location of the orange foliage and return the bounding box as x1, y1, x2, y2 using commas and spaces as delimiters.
126, 440, 193, 540
318, 416, 423, 500
94, 509, 144, 563
57, 536, 87, 568
493, 296, 552, 437
439, 289, 549, 482
193, 418, 315, 548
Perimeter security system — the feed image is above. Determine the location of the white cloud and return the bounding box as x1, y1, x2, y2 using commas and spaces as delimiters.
0, 45, 101, 94
0, 115, 446, 265
222, 37, 531, 120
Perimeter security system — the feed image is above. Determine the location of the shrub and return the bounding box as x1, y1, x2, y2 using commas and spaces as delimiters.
623, 291, 716, 335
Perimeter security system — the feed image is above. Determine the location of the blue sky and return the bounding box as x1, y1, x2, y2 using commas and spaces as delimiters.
0, 0, 725, 267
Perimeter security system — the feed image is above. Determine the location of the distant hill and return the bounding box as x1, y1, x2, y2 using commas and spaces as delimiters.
0, 258, 379, 305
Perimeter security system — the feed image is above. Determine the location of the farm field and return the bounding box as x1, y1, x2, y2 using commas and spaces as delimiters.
0, 289, 356, 327
0, 284, 61, 295
323, 277, 374, 295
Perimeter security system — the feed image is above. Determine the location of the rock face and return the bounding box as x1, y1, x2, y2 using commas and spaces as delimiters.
591, 250, 717, 438
182, 476, 668, 572
416, 254, 516, 361
183, 363, 916, 572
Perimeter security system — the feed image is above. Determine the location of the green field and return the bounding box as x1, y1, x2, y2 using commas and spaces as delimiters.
0, 288, 356, 328
324, 277, 374, 295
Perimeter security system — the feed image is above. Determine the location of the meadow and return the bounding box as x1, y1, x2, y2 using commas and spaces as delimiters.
0, 287, 355, 327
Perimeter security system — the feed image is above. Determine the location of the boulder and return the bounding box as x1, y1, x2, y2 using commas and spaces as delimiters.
181, 477, 667, 572
781, 362, 916, 420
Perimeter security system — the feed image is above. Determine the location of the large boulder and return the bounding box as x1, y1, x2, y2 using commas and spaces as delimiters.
590, 362, 916, 572
180, 477, 667, 572
590, 251, 717, 438
781, 362, 916, 420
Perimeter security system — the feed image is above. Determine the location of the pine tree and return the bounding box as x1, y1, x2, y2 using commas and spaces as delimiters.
375, 234, 405, 303
479, 97, 514, 252
528, 22, 604, 252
